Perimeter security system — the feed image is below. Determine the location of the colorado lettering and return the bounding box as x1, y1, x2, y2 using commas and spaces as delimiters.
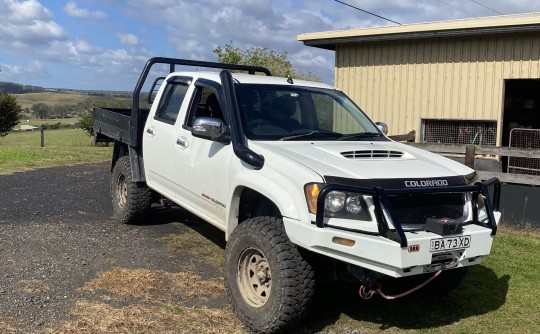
404, 179, 449, 187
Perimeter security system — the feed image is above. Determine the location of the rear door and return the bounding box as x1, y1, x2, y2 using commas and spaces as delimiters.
143, 76, 192, 198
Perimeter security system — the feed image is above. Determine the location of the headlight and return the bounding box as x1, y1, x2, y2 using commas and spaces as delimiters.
345, 195, 364, 214
305, 183, 372, 220
325, 191, 346, 212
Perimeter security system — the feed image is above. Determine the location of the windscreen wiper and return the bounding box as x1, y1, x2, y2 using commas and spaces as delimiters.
279, 130, 343, 141
338, 132, 382, 141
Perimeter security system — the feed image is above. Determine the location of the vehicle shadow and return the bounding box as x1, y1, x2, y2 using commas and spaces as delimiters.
302, 265, 509, 332
141, 205, 226, 250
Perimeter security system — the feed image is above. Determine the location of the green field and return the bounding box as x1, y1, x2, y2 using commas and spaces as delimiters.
14, 91, 131, 109
0, 128, 112, 174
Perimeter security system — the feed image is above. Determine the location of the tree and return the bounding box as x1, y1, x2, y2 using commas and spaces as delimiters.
79, 100, 128, 136
78, 109, 94, 136
32, 102, 51, 120
0, 91, 21, 137
213, 41, 320, 81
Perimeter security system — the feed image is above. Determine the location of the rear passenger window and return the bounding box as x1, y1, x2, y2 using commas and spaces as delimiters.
154, 83, 189, 124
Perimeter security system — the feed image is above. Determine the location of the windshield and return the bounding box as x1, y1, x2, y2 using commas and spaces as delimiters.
236, 84, 385, 141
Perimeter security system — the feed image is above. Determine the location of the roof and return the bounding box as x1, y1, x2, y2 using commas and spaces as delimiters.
20, 125, 39, 129
168, 71, 335, 89
298, 12, 540, 50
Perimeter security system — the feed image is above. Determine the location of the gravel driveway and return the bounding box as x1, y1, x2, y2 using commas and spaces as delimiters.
0, 163, 230, 333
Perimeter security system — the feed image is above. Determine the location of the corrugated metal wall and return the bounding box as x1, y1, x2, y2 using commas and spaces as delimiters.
335, 32, 540, 143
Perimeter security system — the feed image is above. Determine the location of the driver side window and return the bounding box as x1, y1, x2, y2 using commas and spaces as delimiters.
186, 87, 225, 127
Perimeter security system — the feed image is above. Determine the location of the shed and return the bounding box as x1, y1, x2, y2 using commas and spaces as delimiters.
298, 13, 540, 156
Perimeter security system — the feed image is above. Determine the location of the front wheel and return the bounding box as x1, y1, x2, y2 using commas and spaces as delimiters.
110, 156, 152, 224
224, 217, 315, 334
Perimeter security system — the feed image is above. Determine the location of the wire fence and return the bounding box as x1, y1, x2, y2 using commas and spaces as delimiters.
422, 119, 497, 146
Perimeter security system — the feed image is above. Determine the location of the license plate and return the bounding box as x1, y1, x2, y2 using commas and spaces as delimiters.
430, 235, 471, 252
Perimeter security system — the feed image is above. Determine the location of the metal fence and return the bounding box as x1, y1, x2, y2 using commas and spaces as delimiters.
508, 128, 540, 176
422, 119, 497, 146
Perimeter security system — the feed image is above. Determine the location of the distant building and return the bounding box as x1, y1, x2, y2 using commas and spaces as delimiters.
18, 125, 39, 131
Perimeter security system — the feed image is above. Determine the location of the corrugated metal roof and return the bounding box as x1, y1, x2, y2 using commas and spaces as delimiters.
298, 12, 540, 50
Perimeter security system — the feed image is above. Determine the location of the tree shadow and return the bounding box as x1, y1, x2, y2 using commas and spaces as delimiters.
302, 265, 509, 332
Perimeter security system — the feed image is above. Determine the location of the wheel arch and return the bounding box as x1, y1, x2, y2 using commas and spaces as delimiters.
111, 141, 146, 182
226, 182, 303, 240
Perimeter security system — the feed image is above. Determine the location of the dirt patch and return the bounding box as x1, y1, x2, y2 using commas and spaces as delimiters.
0, 318, 17, 334
44, 267, 244, 334
43, 300, 245, 334
83, 267, 225, 301
17, 280, 52, 294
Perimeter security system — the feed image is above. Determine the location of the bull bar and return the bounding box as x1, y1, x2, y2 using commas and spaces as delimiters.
315, 178, 501, 248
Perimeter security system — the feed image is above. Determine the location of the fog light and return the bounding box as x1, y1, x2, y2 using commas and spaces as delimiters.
332, 237, 355, 247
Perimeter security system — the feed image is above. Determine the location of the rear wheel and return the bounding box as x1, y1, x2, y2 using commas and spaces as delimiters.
111, 156, 152, 224
224, 217, 315, 334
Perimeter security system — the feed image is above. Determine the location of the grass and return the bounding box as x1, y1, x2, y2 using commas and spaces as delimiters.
0, 128, 112, 174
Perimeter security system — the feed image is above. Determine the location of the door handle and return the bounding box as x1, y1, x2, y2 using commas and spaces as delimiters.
176, 137, 189, 148
146, 127, 156, 136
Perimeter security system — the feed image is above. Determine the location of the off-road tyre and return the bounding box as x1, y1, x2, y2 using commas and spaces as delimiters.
224, 217, 315, 334
111, 156, 153, 224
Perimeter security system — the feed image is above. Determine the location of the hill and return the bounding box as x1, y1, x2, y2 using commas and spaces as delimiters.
14, 91, 132, 109
0, 81, 45, 94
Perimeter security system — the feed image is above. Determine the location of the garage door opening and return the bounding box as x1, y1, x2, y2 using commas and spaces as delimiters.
502, 79, 540, 175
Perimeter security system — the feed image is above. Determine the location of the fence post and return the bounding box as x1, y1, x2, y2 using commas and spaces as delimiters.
465, 144, 475, 168
40, 128, 44, 147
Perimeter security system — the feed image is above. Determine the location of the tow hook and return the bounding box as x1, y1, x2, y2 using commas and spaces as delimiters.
359, 270, 442, 300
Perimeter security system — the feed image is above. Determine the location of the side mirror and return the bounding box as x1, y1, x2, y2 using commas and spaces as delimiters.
375, 122, 388, 135
192, 117, 231, 144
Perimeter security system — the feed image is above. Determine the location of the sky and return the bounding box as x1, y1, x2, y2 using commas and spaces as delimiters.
1, 0, 540, 91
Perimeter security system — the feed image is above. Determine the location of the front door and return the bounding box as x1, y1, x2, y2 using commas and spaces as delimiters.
172, 84, 233, 228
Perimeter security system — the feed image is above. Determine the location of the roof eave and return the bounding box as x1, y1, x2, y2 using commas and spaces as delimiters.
300, 23, 540, 51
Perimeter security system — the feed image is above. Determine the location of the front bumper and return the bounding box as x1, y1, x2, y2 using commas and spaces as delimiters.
284, 178, 501, 278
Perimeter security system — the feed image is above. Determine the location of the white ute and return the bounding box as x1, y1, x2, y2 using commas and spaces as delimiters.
93, 58, 501, 334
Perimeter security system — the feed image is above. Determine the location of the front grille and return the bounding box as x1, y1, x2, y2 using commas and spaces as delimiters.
341, 150, 403, 159
388, 193, 467, 230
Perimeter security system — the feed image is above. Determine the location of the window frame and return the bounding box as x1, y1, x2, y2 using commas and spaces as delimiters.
153, 76, 192, 125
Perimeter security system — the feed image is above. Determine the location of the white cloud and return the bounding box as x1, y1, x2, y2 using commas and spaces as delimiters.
64, 1, 107, 19
0, 0, 67, 49
0, 61, 47, 82
118, 33, 139, 46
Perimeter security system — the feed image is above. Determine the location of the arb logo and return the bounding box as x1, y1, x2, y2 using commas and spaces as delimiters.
408, 244, 420, 252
